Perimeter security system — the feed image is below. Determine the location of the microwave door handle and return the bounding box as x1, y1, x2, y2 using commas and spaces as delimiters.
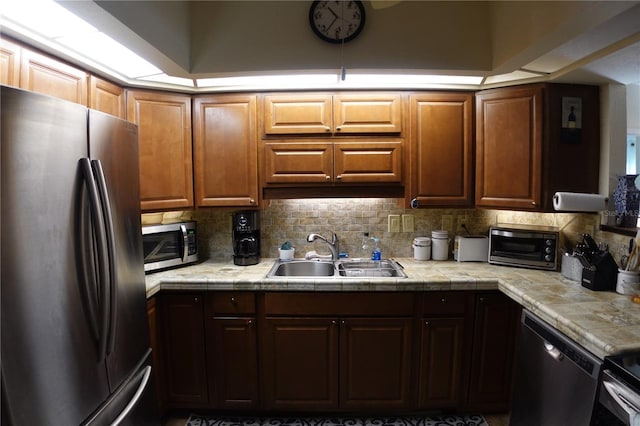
80, 158, 110, 363
181, 224, 188, 262
91, 160, 118, 356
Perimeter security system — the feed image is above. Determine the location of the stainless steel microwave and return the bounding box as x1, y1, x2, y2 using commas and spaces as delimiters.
488, 224, 559, 271
142, 221, 198, 273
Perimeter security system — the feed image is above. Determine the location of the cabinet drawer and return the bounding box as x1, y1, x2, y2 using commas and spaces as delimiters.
209, 292, 256, 315
422, 292, 469, 316
264, 292, 415, 316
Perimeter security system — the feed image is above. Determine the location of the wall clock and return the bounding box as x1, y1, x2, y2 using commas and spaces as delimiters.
309, 1, 366, 44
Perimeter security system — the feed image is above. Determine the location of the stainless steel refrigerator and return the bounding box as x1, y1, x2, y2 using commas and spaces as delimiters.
1, 86, 159, 425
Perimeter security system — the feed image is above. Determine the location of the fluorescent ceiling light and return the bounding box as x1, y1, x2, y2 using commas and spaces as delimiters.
141, 74, 195, 87
197, 74, 340, 89
1, 0, 162, 80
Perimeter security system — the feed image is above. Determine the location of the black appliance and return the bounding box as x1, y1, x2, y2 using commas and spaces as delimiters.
1, 86, 158, 425
593, 351, 640, 425
510, 310, 602, 426
488, 224, 559, 271
233, 210, 260, 266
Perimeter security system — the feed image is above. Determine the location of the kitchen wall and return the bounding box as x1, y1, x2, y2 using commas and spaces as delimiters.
150, 199, 633, 265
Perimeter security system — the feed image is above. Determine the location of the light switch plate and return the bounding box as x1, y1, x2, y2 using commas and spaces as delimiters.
388, 214, 401, 232
402, 214, 414, 232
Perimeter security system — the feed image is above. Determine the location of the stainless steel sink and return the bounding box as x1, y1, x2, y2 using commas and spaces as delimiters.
266, 258, 406, 278
336, 259, 408, 278
267, 260, 337, 277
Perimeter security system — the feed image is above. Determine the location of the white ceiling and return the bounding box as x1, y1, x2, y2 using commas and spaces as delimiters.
6, 1, 640, 88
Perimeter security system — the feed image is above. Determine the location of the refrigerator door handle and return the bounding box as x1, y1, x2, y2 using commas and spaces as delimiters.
111, 365, 152, 426
91, 159, 118, 356
181, 223, 189, 262
80, 158, 110, 363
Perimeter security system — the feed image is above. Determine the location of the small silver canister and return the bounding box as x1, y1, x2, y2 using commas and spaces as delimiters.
561, 253, 583, 282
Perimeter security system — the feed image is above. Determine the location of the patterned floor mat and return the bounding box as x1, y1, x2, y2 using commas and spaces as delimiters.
185, 415, 489, 426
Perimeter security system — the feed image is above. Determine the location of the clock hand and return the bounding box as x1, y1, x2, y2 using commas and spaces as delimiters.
327, 6, 339, 18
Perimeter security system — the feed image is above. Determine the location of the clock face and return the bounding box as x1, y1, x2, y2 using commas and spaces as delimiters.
309, 1, 366, 44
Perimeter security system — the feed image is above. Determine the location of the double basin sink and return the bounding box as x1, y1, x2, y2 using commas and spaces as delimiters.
266, 258, 407, 279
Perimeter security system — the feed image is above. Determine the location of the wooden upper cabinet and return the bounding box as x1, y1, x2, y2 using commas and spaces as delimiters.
193, 94, 259, 207
263, 92, 402, 135
19, 49, 87, 105
0, 38, 21, 87
475, 85, 543, 210
263, 142, 333, 184
408, 93, 473, 207
334, 141, 402, 183
127, 90, 194, 211
89, 76, 125, 119
264, 94, 332, 134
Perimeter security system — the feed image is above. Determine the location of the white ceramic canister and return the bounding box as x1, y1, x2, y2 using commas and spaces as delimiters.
413, 237, 431, 261
616, 269, 640, 295
431, 230, 450, 261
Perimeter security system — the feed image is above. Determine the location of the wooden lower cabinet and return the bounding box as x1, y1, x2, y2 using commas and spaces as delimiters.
339, 318, 413, 410
465, 292, 520, 412
159, 293, 209, 408
205, 292, 259, 409
261, 317, 339, 410
153, 290, 519, 415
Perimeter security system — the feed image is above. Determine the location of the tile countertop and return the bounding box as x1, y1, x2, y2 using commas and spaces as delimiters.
145, 258, 640, 360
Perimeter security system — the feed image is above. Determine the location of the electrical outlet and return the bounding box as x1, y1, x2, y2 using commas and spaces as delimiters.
456, 216, 467, 233
388, 214, 401, 232
402, 214, 414, 232
441, 215, 453, 231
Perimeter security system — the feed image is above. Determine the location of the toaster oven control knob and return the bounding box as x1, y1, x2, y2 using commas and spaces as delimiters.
545, 239, 554, 246
544, 254, 553, 262
545, 247, 553, 254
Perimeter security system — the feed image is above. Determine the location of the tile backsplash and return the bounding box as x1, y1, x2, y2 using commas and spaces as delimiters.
164, 198, 633, 264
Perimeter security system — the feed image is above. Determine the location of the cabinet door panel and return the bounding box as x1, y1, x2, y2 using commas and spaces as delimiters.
418, 317, 465, 409
127, 90, 193, 211
208, 318, 258, 409
264, 94, 332, 134
263, 142, 333, 184
334, 141, 402, 183
160, 294, 208, 406
20, 49, 87, 105
334, 94, 402, 133
340, 318, 412, 410
409, 93, 472, 207
194, 95, 258, 207
476, 87, 543, 209
89, 76, 125, 118
262, 318, 339, 410
1, 38, 21, 87
466, 293, 520, 412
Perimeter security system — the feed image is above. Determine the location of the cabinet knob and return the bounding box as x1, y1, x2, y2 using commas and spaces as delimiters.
250, 199, 256, 205
531, 201, 537, 206
325, 175, 331, 181
231, 297, 236, 304
331, 320, 337, 325
247, 319, 253, 325
336, 175, 342, 181
441, 298, 446, 303
194, 297, 199, 303
425, 321, 430, 326
411, 198, 419, 209
335, 126, 342, 131
325, 126, 331, 131
479, 297, 485, 303
341, 320, 346, 325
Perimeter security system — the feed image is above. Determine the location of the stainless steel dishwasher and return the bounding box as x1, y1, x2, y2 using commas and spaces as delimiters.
509, 310, 603, 426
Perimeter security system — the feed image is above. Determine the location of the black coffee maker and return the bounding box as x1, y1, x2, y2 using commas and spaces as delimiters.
232, 210, 260, 266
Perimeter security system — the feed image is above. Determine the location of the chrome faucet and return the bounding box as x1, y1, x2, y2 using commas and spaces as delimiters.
307, 232, 339, 261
